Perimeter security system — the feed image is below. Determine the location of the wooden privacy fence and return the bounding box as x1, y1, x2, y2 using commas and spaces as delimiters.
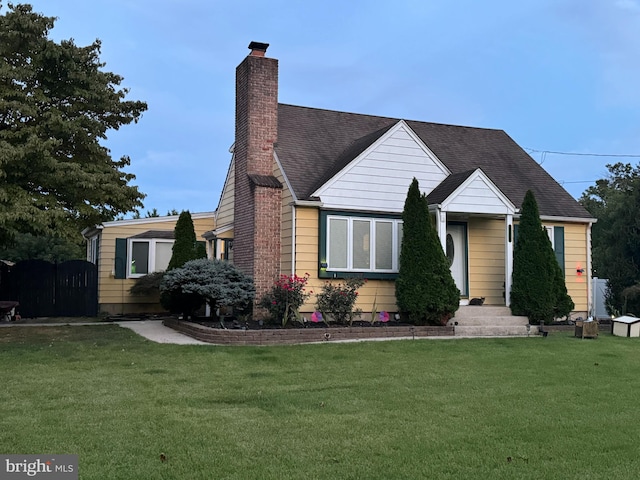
0, 260, 98, 318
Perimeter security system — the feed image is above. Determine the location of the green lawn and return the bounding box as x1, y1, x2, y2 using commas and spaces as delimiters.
1, 326, 639, 479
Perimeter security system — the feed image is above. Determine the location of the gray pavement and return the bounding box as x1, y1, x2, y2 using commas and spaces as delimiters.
0, 319, 208, 345
117, 320, 208, 345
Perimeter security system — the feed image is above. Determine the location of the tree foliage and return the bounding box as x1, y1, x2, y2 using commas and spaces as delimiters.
0, 232, 83, 262
167, 211, 204, 271
580, 163, 640, 315
395, 178, 459, 325
129, 271, 164, 297
0, 4, 147, 247
511, 190, 573, 324
160, 259, 255, 319
161, 210, 207, 313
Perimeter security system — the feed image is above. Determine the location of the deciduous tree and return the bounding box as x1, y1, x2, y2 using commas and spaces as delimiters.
580, 163, 640, 315
0, 3, 147, 247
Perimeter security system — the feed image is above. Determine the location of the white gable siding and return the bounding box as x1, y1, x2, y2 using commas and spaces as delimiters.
443, 175, 512, 215
313, 123, 448, 213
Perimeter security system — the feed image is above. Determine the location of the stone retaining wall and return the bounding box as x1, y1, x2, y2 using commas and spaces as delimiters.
164, 319, 454, 345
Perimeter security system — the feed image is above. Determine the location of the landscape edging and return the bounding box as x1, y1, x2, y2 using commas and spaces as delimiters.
163, 318, 454, 345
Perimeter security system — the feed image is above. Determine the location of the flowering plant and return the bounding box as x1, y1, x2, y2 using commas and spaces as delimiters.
315, 277, 365, 325
259, 273, 311, 326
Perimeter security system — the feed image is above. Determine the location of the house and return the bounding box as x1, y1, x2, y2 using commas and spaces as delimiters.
82, 212, 215, 315
215, 41, 595, 320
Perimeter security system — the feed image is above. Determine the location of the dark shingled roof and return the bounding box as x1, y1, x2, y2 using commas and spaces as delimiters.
248, 174, 283, 189
275, 104, 592, 219
426, 170, 476, 205
129, 230, 175, 239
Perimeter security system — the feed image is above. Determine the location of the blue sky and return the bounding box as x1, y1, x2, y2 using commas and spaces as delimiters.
21, 0, 640, 216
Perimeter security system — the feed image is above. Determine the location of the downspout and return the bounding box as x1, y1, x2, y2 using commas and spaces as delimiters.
291, 204, 296, 275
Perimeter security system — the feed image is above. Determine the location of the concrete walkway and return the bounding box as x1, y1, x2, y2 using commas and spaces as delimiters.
0, 319, 208, 345
118, 320, 208, 345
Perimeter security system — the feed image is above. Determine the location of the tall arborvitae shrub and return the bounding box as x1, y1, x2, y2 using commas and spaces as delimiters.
511, 190, 573, 324
167, 211, 202, 271
395, 178, 460, 325
162, 210, 207, 315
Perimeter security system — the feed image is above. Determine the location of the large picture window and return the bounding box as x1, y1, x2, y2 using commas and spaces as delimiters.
127, 239, 174, 278
325, 214, 403, 274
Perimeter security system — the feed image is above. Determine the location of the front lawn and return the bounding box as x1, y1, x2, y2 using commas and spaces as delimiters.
1, 327, 639, 479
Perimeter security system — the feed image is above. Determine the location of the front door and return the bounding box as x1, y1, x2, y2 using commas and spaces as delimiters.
446, 223, 468, 297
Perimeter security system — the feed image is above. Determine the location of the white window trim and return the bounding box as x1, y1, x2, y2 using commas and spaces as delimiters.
544, 225, 555, 249
88, 236, 99, 264
126, 238, 174, 279
326, 215, 403, 273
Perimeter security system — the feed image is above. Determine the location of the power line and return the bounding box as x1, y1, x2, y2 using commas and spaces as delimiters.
525, 148, 640, 159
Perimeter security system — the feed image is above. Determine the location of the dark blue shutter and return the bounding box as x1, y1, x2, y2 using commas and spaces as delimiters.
114, 238, 127, 279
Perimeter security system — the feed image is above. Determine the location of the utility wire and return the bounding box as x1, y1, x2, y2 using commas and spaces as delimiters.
525, 148, 640, 158
523, 148, 640, 188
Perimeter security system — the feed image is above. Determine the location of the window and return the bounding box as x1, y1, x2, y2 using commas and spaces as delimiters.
127, 239, 174, 278
88, 236, 99, 264
216, 238, 234, 262
325, 214, 403, 274
544, 226, 555, 249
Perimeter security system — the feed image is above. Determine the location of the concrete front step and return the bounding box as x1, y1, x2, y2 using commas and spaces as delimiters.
455, 306, 512, 318
451, 305, 536, 336
450, 316, 530, 327
455, 325, 540, 337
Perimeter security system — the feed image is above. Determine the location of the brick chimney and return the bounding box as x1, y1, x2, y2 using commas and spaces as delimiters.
234, 41, 283, 314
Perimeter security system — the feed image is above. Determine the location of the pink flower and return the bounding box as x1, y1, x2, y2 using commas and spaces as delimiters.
311, 311, 322, 323
380, 311, 389, 322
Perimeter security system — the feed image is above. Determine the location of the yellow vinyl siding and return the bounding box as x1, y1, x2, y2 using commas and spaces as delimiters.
293, 207, 398, 315
97, 215, 215, 313
216, 229, 234, 239
276, 164, 293, 274
468, 218, 505, 305
547, 222, 589, 313
216, 159, 235, 229
512, 220, 590, 314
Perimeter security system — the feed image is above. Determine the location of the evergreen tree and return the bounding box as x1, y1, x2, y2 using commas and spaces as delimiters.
395, 178, 459, 325
0, 4, 147, 247
162, 210, 206, 313
160, 259, 255, 320
167, 211, 202, 271
511, 190, 573, 324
